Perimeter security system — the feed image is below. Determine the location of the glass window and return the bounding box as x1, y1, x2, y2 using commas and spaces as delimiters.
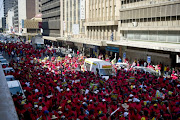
9, 87, 22, 95
149, 31, 157, 41
99, 69, 112, 76
140, 31, 148, 40
167, 31, 178, 43
158, 31, 167, 42
85, 62, 91, 71
134, 31, 140, 40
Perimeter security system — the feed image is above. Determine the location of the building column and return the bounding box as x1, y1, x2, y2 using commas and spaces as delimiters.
76, 0, 78, 24
104, 0, 107, 21
91, 0, 93, 22
72, 0, 74, 25
102, 27, 104, 40
65, 0, 67, 36
106, 26, 108, 40
68, 0, 71, 33
108, 0, 110, 21
60, 0, 64, 37
112, 0, 115, 20
114, 26, 116, 41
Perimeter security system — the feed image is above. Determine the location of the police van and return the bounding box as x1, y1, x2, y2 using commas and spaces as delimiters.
84, 58, 115, 80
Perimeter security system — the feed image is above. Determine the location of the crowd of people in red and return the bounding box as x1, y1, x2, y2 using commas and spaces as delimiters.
0, 42, 180, 120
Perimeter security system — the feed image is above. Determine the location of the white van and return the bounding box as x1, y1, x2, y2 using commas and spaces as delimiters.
84, 58, 115, 80
7, 80, 25, 97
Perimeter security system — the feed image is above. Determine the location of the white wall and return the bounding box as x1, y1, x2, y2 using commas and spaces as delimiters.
7, 9, 14, 32
0, 18, 2, 28
18, 0, 27, 33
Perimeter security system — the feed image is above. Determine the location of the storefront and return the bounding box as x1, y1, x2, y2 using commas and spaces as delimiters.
105, 46, 120, 60
84, 44, 99, 58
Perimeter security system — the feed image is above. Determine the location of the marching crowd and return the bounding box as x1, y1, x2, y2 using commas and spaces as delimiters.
0, 41, 180, 120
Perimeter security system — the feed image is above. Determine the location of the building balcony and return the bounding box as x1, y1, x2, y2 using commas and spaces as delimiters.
42, 10, 60, 18
85, 20, 118, 26
121, 0, 179, 9
86, 16, 119, 22
42, 0, 51, 5
42, 19, 60, 30
120, 1, 180, 20
41, 1, 60, 12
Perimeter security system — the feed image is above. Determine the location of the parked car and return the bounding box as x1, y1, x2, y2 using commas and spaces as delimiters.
3, 67, 15, 74
0, 59, 9, 65
133, 66, 159, 76
0, 56, 4, 59
5, 75, 15, 81
7, 80, 25, 98
115, 62, 129, 70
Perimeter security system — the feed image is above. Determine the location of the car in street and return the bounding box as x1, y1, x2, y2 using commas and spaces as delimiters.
0, 59, 9, 65
5, 75, 15, 81
0, 56, 4, 59
133, 66, 159, 76
7, 80, 25, 98
115, 62, 129, 70
3, 67, 15, 74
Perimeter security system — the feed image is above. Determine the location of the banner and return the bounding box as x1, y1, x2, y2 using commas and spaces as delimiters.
80, 0, 85, 19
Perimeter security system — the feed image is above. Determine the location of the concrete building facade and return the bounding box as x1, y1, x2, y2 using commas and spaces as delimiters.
6, 8, 14, 32
41, 0, 61, 37
3, 0, 16, 17
13, 0, 18, 33
35, 0, 42, 15
107, 0, 180, 66
18, 0, 36, 33
41, 0, 180, 67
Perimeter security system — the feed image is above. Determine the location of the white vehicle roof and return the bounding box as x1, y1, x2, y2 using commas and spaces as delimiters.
134, 66, 157, 73
0, 59, 7, 61
7, 80, 20, 88
85, 58, 112, 69
3, 67, 14, 70
5, 75, 14, 78
116, 62, 128, 65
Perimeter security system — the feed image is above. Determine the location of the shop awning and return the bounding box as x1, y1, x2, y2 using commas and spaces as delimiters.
43, 36, 57, 41
56, 37, 106, 46
106, 40, 180, 52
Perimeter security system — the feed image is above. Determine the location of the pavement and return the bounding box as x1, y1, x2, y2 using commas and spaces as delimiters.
0, 60, 19, 120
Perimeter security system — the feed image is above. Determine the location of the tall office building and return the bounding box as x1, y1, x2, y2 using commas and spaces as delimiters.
13, 0, 18, 32
3, 0, 16, 16
106, 0, 180, 66
41, 0, 61, 37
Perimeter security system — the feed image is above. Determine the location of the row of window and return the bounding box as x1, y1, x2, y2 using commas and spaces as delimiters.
125, 31, 180, 43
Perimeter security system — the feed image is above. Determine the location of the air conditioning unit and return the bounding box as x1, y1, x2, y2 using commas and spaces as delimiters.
132, 22, 138, 27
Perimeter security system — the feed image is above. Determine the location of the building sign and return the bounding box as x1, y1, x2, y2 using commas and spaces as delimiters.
80, 0, 85, 19
106, 46, 119, 53
22, 19, 24, 28
147, 56, 151, 63
72, 24, 79, 35
123, 52, 126, 58
63, 21, 66, 31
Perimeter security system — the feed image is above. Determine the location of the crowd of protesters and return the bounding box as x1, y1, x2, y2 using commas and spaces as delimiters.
0, 41, 180, 120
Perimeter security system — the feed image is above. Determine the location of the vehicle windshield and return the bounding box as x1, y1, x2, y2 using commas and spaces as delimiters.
9, 87, 22, 95
144, 68, 157, 74
99, 69, 112, 76
6, 77, 15, 81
